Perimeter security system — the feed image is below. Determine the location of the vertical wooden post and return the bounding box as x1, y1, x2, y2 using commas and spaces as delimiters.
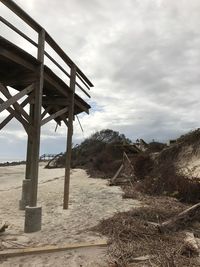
63, 64, 76, 209
19, 103, 34, 210
25, 103, 34, 180
29, 29, 45, 207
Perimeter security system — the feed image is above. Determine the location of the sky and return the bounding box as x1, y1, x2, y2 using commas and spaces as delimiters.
1, 0, 200, 160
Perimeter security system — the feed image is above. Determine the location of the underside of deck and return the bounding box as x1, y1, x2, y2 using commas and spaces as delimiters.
0, 36, 91, 125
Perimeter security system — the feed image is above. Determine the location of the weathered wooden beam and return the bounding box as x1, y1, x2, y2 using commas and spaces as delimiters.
0, 47, 38, 71
0, 85, 30, 121
0, 83, 34, 113
77, 72, 91, 90
0, 72, 36, 87
44, 52, 70, 79
53, 106, 68, 126
76, 82, 91, 98
0, 98, 29, 133
0, 17, 71, 84
63, 64, 76, 209
43, 72, 68, 97
45, 32, 93, 87
42, 97, 69, 106
26, 102, 34, 170
29, 29, 45, 208
41, 106, 52, 119
0, 95, 31, 130
1, 0, 42, 33
0, 16, 38, 47
1, 0, 93, 88
0, 240, 107, 258
63, 118, 68, 127
41, 107, 68, 126
74, 99, 89, 114
42, 92, 88, 115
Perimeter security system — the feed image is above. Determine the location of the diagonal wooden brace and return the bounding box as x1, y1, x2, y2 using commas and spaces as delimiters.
0, 95, 32, 130
54, 106, 68, 127
0, 97, 29, 133
0, 83, 34, 113
41, 106, 52, 120
0, 84, 30, 121
41, 107, 68, 126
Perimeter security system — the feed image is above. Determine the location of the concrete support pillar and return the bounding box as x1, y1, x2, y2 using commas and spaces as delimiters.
19, 179, 31, 210
24, 206, 42, 233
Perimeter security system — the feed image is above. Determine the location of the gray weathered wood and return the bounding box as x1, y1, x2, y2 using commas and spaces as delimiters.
0, 47, 38, 71
0, 16, 37, 47
77, 72, 90, 90
0, 85, 30, 121
1, 0, 93, 88
41, 107, 68, 126
41, 106, 52, 119
1, 0, 42, 32
0, 98, 29, 133
76, 82, 90, 98
63, 64, 76, 209
0, 95, 31, 130
45, 32, 93, 87
0, 83, 34, 113
29, 29, 45, 207
25, 103, 34, 181
42, 97, 69, 106
0, 240, 107, 258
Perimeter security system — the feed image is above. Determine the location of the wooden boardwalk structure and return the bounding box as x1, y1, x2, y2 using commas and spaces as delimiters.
0, 0, 93, 232
39, 153, 63, 161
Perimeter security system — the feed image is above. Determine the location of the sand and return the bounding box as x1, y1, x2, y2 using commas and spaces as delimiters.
0, 163, 141, 267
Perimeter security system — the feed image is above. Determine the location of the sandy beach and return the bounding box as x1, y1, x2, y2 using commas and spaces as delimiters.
0, 163, 141, 266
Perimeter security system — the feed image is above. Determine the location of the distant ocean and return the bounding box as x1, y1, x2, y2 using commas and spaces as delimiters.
0, 157, 25, 163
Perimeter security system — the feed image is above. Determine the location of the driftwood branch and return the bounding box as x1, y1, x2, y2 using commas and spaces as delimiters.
158, 203, 200, 232
110, 152, 136, 185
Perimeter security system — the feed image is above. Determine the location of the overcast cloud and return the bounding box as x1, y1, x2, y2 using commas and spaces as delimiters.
1, 0, 200, 160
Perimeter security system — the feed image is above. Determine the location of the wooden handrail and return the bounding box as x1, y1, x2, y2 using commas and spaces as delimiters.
0, 16, 90, 97
45, 32, 93, 87
1, 0, 94, 92
0, 16, 37, 47
1, 0, 42, 32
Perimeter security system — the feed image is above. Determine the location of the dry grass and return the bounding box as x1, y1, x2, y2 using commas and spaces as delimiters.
119, 148, 200, 203
141, 161, 200, 203
93, 196, 200, 267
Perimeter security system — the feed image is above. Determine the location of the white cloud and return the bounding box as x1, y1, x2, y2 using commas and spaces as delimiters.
1, 0, 200, 159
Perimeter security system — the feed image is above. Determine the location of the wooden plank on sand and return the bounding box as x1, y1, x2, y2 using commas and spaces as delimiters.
0, 240, 107, 258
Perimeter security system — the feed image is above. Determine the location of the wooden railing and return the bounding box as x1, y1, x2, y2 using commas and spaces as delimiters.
0, 0, 93, 97
39, 153, 63, 161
